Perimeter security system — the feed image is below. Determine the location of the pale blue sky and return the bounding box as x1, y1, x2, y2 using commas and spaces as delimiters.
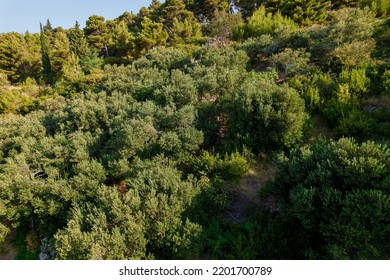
0, 0, 156, 33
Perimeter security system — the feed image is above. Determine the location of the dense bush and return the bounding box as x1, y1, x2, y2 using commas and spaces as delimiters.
334, 109, 376, 139
190, 150, 251, 180
225, 72, 307, 151
233, 5, 297, 40
273, 138, 390, 259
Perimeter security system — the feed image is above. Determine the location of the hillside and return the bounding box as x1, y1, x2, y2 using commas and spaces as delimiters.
0, 0, 389, 260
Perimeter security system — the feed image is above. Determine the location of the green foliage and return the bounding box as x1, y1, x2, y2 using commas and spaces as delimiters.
331, 39, 376, 69
54, 187, 147, 260
195, 209, 301, 259
0, 88, 204, 259
84, 15, 108, 49
0, 32, 25, 82
190, 149, 251, 180
334, 109, 376, 139
136, 47, 191, 71
1, 1, 390, 260
321, 90, 379, 141
269, 48, 311, 76
226, 72, 306, 151
233, 0, 263, 18
126, 158, 201, 258
338, 67, 371, 100
67, 21, 89, 59
80, 49, 104, 74
322, 99, 355, 125
40, 23, 53, 84
0, 224, 9, 245
184, 0, 231, 21
0, 81, 44, 114
284, 0, 331, 25
206, 10, 243, 40
382, 69, 390, 95
105, 20, 135, 63
360, 0, 390, 17
235, 35, 278, 62
161, 0, 203, 45
233, 5, 297, 40
49, 30, 74, 81
188, 177, 230, 226
136, 17, 169, 56
0, 32, 41, 83
14, 225, 40, 260
225, 211, 301, 259
323, 189, 389, 259
309, 8, 375, 68
0, 72, 9, 86
273, 138, 390, 259
289, 73, 325, 111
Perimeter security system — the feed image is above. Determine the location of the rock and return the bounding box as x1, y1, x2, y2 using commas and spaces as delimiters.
39, 238, 56, 260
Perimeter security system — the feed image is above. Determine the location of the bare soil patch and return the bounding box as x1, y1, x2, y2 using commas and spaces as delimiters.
0, 228, 17, 260
223, 162, 276, 224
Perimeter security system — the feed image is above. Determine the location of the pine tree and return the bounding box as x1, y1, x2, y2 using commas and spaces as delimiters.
185, 0, 231, 21
233, 5, 297, 39
67, 21, 89, 59
84, 15, 108, 49
105, 20, 135, 64
233, 0, 262, 18
50, 29, 72, 78
283, 0, 331, 25
116, 11, 136, 27
80, 48, 104, 74
206, 9, 243, 40
136, 17, 169, 56
19, 32, 42, 82
40, 22, 53, 84
0, 32, 25, 83
44, 19, 53, 33
149, 0, 163, 22
162, 0, 203, 44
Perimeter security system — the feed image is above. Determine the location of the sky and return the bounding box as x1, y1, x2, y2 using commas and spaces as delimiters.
0, 0, 156, 34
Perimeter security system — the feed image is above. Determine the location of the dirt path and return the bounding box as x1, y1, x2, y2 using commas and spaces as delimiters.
223, 162, 276, 224
0, 228, 17, 260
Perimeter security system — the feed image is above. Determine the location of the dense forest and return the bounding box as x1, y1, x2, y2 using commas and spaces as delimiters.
0, 0, 389, 260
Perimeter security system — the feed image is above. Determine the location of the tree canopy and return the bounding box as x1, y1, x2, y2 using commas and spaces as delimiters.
0, 0, 389, 260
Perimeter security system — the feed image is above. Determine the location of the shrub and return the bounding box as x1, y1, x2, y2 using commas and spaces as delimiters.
235, 35, 279, 63
334, 109, 376, 139
269, 48, 311, 76
322, 99, 355, 126
272, 138, 390, 259
331, 40, 376, 69
338, 68, 371, 100
190, 150, 251, 181
226, 72, 306, 152
233, 6, 297, 40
